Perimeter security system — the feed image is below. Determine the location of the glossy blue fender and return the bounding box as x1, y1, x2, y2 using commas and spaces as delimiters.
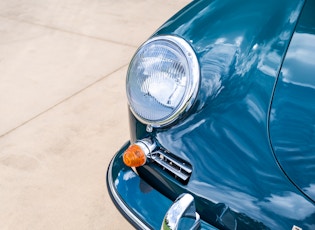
270, 0, 315, 204
110, 0, 315, 229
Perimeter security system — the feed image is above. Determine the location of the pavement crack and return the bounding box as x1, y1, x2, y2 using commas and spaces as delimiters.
0, 64, 129, 138
0, 15, 138, 48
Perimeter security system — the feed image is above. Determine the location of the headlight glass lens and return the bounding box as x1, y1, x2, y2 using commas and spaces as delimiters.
126, 35, 199, 127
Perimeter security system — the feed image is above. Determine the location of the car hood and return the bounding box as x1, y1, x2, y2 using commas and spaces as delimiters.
269, 0, 315, 203
131, 0, 315, 229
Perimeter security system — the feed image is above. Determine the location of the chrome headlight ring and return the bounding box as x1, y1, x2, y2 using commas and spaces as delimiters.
126, 35, 200, 128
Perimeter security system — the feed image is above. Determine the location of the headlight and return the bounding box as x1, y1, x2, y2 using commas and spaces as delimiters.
126, 35, 200, 128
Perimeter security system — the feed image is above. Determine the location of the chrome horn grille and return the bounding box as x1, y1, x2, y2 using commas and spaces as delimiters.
151, 150, 192, 183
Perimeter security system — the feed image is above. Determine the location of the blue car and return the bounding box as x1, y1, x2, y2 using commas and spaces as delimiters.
107, 0, 315, 229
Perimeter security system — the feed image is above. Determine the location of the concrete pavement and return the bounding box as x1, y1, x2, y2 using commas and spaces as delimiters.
0, 0, 189, 229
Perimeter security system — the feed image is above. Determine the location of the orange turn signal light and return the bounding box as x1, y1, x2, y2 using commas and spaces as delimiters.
123, 144, 147, 167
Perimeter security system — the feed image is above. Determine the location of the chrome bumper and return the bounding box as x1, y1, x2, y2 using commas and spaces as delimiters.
106, 142, 218, 230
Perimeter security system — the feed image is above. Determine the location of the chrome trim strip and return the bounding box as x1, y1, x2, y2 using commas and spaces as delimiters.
107, 158, 151, 230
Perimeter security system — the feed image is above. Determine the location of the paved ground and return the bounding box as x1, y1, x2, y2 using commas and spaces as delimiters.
0, 0, 190, 229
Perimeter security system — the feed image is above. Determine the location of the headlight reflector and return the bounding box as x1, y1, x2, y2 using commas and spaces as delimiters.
126, 35, 199, 127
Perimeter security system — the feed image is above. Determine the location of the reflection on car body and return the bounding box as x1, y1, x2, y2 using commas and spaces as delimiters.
107, 0, 315, 229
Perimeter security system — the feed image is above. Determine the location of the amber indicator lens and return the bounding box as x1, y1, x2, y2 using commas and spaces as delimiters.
123, 144, 146, 167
